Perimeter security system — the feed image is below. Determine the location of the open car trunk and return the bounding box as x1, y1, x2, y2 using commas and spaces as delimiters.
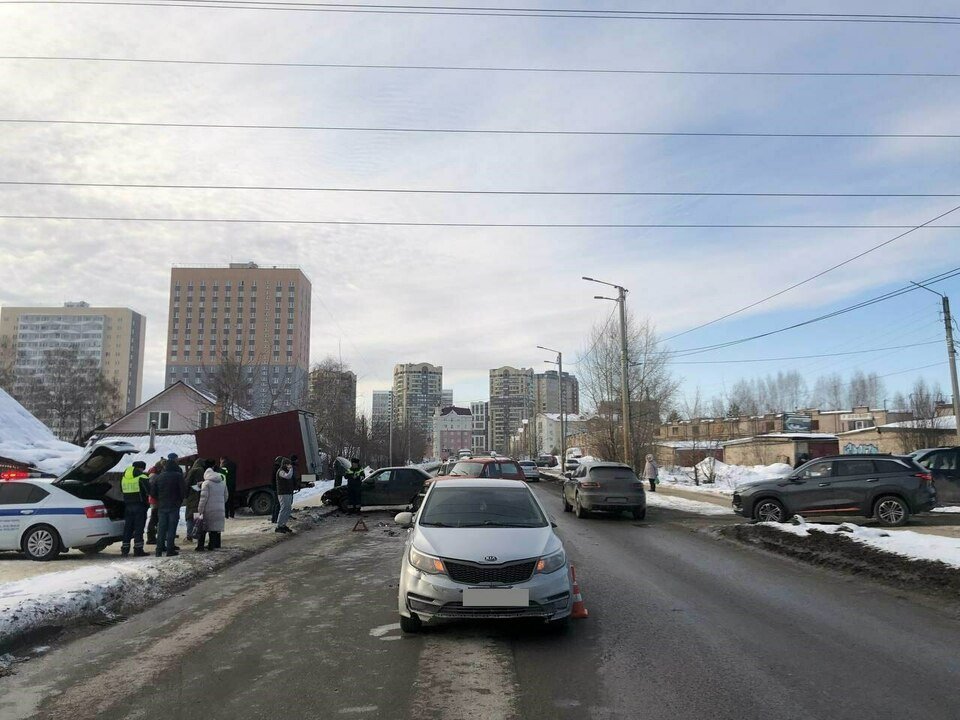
53, 440, 137, 521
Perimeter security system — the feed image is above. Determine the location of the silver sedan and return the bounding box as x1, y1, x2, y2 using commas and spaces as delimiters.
394, 479, 572, 633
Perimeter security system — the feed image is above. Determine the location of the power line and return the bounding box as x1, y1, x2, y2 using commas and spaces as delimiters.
3, 117, 957, 139
3, 179, 960, 198
661, 203, 960, 343
6, 1, 960, 24
2, 214, 960, 229
672, 267, 960, 357
3, 55, 958, 79
669, 340, 943, 364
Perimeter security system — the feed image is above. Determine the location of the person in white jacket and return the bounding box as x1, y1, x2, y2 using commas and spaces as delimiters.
196, 466, 228, 551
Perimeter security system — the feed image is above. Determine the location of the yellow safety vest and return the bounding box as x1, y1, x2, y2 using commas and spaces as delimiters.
121, 466, 145, 495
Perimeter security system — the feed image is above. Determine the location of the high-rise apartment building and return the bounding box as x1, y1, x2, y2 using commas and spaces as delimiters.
309, 366, 357, 419
393, 362, 443, 437
441, 388, 454, 408
0, 301, 145, 412
470, 400, 490, 454
489, 366, 535, 455
372, 390, 393, 428
535, 370, 580, 415
164, 263, 311, 416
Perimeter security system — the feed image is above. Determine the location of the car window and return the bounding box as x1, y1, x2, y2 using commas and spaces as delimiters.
419, 486, 547, 528
836, 459, 876, 476
450, 462, 485, 477
796, 461, 832, 479
874, 459, 908, 474
590, 467, 638, 481
498, 462, 522, 478
575, 465, 587, 478
0, 482, 48, 504
927, 451, 957, 471
375, 470, 393, 482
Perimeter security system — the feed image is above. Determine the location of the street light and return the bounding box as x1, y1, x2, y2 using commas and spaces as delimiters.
537, 345, 566, 464
584, 276, 632, 466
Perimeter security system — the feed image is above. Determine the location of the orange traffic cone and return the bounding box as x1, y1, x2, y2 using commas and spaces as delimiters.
570, 564, 589, 619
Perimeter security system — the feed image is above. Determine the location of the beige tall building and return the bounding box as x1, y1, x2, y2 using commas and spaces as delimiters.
489, 366, 535, 455
164, 263, 311, 416
393, 362, 443, 436
0, 301, 145, 412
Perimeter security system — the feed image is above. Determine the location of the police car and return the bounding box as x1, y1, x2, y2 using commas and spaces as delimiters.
0, 440, 137, 561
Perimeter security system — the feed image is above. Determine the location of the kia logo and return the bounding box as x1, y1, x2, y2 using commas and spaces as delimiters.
484, 555, 498, 562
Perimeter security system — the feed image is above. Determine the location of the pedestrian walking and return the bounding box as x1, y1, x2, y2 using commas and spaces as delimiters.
184, 459, 207, 541
149, 454, 186, 557
145, 459, 164, 545
344, 458, 364, 514
196, 465, 228, 551
275, 457, 297, 533
643, 454, 659, 493
220, 455, 238, 518
119, 461, 151, 557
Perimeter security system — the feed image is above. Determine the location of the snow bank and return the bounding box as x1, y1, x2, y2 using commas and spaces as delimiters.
645, 493, 733, 516
93, 434, 198, 471
659, 459, 792, 495
294, 479, 334, 505
0, 388, 84, 475
765, 519, 960, 569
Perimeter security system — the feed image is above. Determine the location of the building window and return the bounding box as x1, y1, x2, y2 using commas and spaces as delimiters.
198, 410, 215, 429
148, 411, 170, 430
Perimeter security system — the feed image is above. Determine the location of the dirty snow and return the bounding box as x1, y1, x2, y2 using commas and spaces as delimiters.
659, 459, 793, 495
645, 492, 734, 516
765, 519, 960, 569
0, 388, 84, 475
932, 506, 960, 514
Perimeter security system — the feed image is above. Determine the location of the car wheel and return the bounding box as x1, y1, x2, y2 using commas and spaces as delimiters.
562, 492, 572, 513
22, 525, 61, 561
632, 507, 646, 521
753, 499, 788, 523
249, 491, 274, 516
574, 493, 590, 519
874, 496, 909, 527
400, 613, 422, 634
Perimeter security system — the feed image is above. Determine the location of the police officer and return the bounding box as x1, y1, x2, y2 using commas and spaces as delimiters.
344, 458, 364, 514
120, 461, 151, 557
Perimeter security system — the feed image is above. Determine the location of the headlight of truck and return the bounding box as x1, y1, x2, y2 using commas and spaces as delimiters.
409, 546, 446, 575
535, 548, 566, 574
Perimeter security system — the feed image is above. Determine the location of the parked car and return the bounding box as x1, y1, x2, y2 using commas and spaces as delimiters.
732, 454, 937, 526
394, 478, 572, 633
564, 457, 581, 473
562, 461, 646, 520
321, 466, 431, 510
518, 460, 541, 482
909, 447, 960, 504
457, 449, 473, 459
436, 457, 525, 481
0, 440, 136, 560
536, 455, 558, 468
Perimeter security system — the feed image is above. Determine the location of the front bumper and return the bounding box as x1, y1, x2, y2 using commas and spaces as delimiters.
399, 560, 572, 623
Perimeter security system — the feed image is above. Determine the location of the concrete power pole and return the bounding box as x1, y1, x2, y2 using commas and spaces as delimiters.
617, 285, 632, 466
942, 296, 960, 441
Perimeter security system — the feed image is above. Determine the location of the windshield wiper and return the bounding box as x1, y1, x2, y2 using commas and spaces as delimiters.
419, 521, 453, 527
456, 521, 541, 528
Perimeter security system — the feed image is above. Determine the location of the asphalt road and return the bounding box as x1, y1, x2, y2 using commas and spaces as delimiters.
3, 483, 960, 720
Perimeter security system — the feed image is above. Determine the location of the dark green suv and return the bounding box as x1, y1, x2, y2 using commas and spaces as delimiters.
732, 455, 937, 526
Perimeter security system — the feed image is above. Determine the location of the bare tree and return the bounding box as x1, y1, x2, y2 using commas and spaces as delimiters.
897, 377, 947, 453
847, 370, 885, 409
305, 356, 357, 460
811, 373, 846, 410
578, 312, 679, 468
206, 351, 253, 425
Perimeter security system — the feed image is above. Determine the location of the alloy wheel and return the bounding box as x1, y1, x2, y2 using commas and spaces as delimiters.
27, 529, 55, 558
756, 501, 784, 523
877, 499, 905, 525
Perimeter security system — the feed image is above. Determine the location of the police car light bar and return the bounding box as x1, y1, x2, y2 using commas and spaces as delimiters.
1, 470, 33, 480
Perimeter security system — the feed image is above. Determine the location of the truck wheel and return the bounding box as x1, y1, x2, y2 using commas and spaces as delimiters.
249, 492, 274, 516
22, 525, 62, 561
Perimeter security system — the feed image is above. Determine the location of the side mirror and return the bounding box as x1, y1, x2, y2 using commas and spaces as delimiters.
564, 472, 572, 479
394, 511, 413, 528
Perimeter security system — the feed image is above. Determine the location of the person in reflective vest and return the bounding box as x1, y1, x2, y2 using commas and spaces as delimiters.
344, 458, 364, 514
120, 461, 151, 557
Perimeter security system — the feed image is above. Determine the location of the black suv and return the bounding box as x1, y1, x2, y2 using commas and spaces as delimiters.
909, 447, 960, 504
732, 455, 937, 526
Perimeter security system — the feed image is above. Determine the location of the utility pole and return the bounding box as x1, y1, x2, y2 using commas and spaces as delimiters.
912, 282, 960, 441
388, 396, 394, 466
583, 277, 632, 466
537, 346, 566, 463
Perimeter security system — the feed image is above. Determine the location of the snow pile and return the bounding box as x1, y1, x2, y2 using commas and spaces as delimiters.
660, 459, 793, 495
932, 506, 960, 514
766, 519, 960, 569
93, 434, 198, 471
645, 492, 733, 516
0, 388, 84, 475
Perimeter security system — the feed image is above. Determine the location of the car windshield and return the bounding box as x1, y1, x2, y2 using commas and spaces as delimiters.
449, 461, 485, 477
418, 486, 547, 528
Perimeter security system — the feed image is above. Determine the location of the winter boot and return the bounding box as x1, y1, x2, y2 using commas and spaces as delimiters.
133, 548, 147, 557
121, 547, 130, 557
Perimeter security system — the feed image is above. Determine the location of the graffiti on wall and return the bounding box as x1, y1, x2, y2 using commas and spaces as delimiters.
843, 442, 880, 455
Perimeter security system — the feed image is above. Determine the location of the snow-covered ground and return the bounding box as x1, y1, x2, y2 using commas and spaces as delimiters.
659, 459, 793, 495
645, 492, 734, 516
0, 388, 84, 475
766, 519, 960, 569
933, 506, 960, 514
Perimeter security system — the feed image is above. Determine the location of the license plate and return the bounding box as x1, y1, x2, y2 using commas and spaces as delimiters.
463, 588, 529, 607
606, 497, 627, 503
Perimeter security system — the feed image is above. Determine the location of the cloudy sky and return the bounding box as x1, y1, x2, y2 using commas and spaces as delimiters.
1, 1, 959, 413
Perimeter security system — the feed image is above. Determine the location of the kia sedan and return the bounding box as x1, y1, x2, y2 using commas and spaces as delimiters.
394, 479, 572, 633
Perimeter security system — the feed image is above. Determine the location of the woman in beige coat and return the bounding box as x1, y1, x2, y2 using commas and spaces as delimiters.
196, 466, 228, 551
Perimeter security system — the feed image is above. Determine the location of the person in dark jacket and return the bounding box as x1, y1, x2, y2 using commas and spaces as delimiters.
120, 461, 150, 557
184, 459, 207, 541
149, 453, 186, 557
145, 459, 164, 544
333, 457, 345, 488
275, 457, 297, 533
270, 455, 283, 524
344, 458, 364, 514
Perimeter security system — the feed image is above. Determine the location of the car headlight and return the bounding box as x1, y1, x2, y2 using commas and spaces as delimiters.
535, 548, 566, 574
409, 546, 446, 575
